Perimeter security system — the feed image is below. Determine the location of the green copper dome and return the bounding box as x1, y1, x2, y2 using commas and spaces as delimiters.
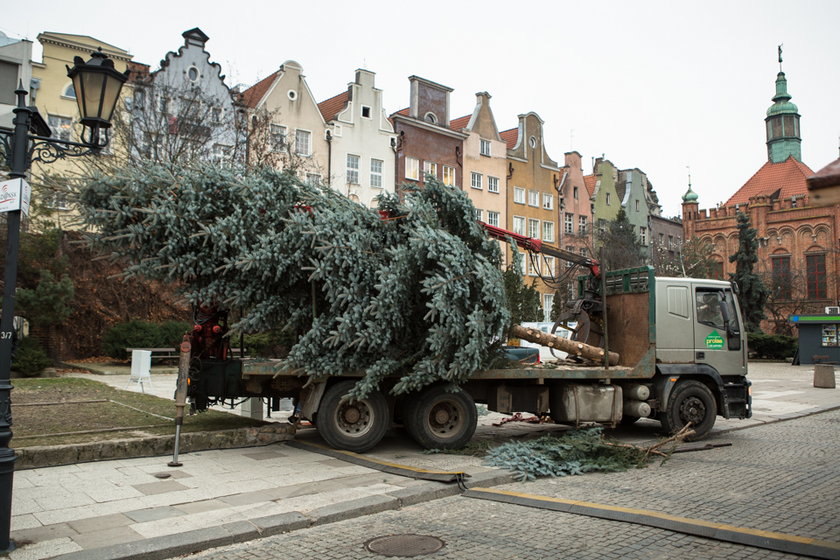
766, 72, 799, 116
682, 185, 698, 202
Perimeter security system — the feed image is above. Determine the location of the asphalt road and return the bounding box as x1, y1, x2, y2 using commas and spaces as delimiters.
176, 408, 840, 560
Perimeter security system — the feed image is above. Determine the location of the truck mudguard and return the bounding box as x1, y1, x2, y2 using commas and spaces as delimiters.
655, 363, 731, 417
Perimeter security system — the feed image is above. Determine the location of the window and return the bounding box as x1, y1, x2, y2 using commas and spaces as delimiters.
44, 186, 70, 210
566, 246, 575, 267
295, 129, 311, 155
579, 247, 587, 257
370, 159, 383, 188
306, 173, 321, 185
771, 255, 792, 300
564, 213, 574, 234
635, 199, 640, 212
346, 154, 360, 184
423, 161, 438, 179
471, 172, 483, 190
270, 124, 287, 151
62, 83, 76, 99
544, 256, 555, 276
159, 96, 168, 113
480, 139, 491, 156
640, 226, 647, 245
442, 165, 456, 186
406, 157, 420, 180
542, 293, 554, 322
606, 192, 611, 205
424, 112, 438, 124
668, 235, 675, 250
514, 187, 525, 204
488, 176, 500, 193
474, 208, 483, 221
0, 61, 18, 104
133, 89, 146, 110
529, 136, 536, 148
210, 143, 232, 163
528, 218, 540, 239
48, 115, 72, 141
578, 216, 587, 235
512, 216, 525, 235
528, 257, 540, 276
188, 66, 200, 82
487, 211, 500, 227
211, 107, 222, 124
573, 186, 579, 199
696, 290, 725, 329
711, 261, 724, 280
528, 190, 539, 207
806, 254, 827, 299
542, 193, 553, 210
542, 221, 555, 242
361, 105, 371, 118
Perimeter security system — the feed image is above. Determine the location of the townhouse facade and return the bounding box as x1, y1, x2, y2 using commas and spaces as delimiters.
0, 31, 33, 129
500, 112, 561, 318
128, 28, 242, 166
241, 60, 328, 183
391, 76, 467, 193
557, 151, 593, 260
318, 69, 397, 207
28, 32, 133, 227
450, 91, 508, 261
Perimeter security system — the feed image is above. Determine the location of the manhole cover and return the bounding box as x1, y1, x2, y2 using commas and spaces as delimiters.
365, 534, 445, 557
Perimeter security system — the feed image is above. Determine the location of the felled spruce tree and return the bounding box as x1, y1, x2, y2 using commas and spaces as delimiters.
79, 165, 510, 396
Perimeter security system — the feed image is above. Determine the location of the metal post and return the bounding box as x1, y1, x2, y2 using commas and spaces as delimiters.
0, 85, 32, 554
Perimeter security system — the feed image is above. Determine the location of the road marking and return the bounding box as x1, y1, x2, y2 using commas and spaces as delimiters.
464, 487, 840, 559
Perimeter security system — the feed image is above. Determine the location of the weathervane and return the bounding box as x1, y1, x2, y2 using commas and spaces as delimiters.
778, 44, 783, 72
686, 164, 692, 188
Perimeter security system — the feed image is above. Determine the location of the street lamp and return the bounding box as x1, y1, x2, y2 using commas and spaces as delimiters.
0, 49, 128, 553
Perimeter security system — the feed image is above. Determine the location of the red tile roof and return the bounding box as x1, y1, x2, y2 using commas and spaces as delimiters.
499, 128, 518, 150
583, 174, 597, 198
725, 156, 815, 206
318, 90, 350, 123
240, 72, 278, 108
449, 114, 470, 131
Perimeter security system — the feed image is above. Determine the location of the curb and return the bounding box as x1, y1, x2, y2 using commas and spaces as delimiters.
15, 424, 296, 469
48, 467, 516, 560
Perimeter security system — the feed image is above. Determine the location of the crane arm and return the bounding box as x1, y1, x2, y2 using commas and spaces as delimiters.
479, 221, 600, 277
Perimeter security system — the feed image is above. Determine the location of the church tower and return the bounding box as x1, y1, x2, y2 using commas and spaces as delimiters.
765, 49, 802, 163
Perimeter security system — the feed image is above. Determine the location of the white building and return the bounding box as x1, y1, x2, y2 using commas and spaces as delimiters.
318, 69, 396, 207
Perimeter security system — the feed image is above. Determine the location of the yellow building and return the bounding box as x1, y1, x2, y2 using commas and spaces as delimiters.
30, 32, 132, 228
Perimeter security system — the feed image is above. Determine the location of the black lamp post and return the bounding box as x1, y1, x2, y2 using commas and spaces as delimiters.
0, 49, 128, 553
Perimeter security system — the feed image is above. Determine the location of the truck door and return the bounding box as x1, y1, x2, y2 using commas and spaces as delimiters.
692, 286, 747, 376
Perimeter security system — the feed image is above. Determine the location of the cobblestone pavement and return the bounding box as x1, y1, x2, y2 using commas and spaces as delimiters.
178, 409, 840, 560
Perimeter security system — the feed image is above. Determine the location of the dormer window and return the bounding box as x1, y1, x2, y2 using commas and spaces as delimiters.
424, 112, 438, 124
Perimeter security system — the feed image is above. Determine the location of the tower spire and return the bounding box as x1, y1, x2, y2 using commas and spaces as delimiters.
765, 47, 801, 163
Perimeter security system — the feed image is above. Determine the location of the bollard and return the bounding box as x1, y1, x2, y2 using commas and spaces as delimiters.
813, 364, 836, 389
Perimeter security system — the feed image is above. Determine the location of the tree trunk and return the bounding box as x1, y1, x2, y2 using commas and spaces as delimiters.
510, 324, 620, 366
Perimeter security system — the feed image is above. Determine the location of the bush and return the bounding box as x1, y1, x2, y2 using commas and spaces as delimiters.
102, 320, 191, 359
748, 332, 797, 360
12, 337, 52, 377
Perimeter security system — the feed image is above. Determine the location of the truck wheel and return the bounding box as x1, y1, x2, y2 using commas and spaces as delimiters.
660, 380, 716, 440
405, 385, 477, 450
316, 380, 389, 453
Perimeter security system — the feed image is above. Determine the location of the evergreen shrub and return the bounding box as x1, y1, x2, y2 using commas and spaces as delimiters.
12, 337, 52, 377
748, 332, 797, 359
102, 320, 191, 359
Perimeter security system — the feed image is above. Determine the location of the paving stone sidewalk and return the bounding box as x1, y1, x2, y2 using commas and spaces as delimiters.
5, 361, 838, 560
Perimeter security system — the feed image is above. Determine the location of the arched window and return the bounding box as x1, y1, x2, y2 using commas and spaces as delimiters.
424, 112, 437, 124
62, 83, 76, 99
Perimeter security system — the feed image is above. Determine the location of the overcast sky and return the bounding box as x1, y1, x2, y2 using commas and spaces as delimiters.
4, 0, 838, 217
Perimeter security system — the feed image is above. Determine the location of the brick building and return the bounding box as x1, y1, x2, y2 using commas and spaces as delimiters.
682, 66, 840, 332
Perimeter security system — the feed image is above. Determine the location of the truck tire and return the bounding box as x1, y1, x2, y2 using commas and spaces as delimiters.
316, 380, 389, 453
405, 385, 477, 450
660, 380, 716, 440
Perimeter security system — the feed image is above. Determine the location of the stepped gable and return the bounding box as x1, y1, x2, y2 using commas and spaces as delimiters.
725, 156, 814, 206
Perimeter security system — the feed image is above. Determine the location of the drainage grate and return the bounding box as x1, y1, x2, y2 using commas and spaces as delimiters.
365, 534, 445, 557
